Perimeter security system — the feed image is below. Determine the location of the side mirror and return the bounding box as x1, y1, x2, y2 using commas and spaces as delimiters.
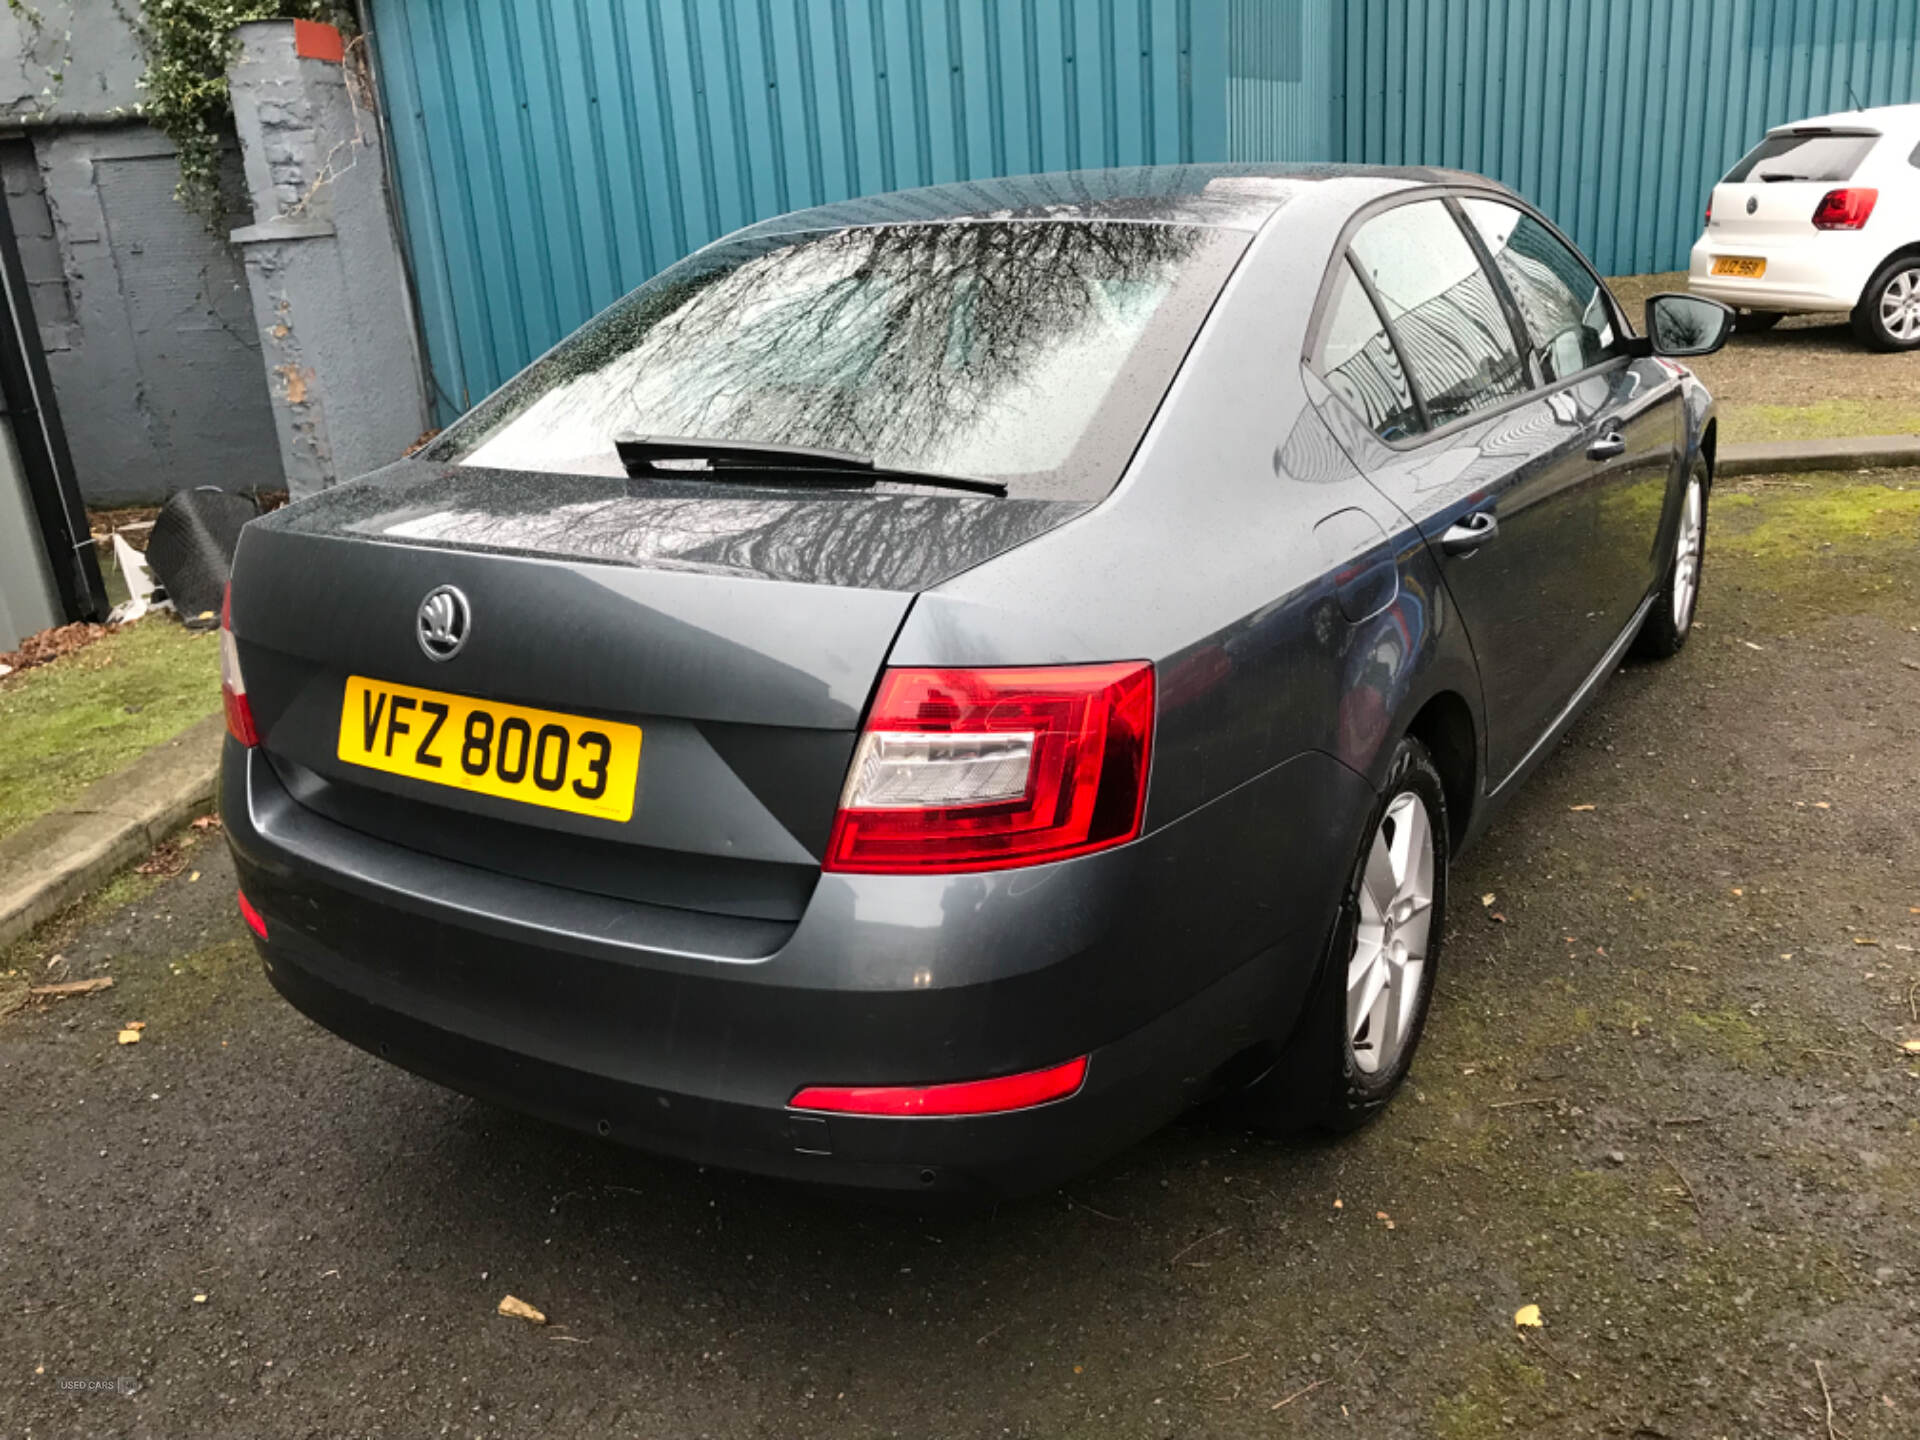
1643, 293, 1734, 357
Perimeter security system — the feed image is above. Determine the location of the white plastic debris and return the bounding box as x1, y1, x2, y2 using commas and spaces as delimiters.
106, 532, 172, 625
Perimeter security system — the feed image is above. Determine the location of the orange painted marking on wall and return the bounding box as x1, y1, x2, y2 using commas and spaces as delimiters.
293, 20, 344, 64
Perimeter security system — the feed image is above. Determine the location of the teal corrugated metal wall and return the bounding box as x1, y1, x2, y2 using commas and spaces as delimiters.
1322, 0, 1920, 277
1227, 0, 1339, 158
371, 0, 1920, 421
369, 0, 1229, 421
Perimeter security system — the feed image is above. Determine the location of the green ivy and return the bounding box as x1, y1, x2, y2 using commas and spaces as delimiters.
133, 1, 353, 225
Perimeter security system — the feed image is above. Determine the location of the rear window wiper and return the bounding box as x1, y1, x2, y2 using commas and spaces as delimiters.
614, 435, 1007, 498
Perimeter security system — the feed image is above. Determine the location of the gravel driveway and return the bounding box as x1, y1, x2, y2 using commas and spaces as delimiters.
4, 469, 1917, 1439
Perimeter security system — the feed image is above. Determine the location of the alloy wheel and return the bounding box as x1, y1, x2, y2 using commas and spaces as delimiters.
1348, 791, 1435, 1075
1879, 267, 1920, 342
1673, 476, 1704, 633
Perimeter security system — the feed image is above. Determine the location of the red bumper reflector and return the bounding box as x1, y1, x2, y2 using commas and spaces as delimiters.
237, 890, 268, 940
789, 1056, 1089, 1117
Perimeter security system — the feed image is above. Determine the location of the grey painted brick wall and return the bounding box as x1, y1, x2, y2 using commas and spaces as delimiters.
0, 6, 285, 505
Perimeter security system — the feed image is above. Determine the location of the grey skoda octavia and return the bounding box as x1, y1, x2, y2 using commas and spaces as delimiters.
220, 165, 1729, 1195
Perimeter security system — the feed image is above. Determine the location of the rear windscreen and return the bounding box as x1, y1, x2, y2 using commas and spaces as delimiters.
438, 221, 1246, 502
1723, 132, 1877, 184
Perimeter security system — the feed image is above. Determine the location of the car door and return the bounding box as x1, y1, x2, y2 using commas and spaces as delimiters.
1460, 198, 1683, 636
1308, 196, 1612, 788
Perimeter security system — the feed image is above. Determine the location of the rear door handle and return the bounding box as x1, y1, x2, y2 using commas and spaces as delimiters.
1587, 430, 1627, 461
1440, 511, 1498, 555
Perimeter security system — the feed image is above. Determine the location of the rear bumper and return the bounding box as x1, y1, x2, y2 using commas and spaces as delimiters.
1686, 230, 1872, 312
223, 740, 1367, 1194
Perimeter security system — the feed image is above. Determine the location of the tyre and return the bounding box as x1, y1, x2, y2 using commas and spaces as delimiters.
1734, 309, 1784, 333
1243, 736, 1448, 1134
1633, 464, 1707, 659
1850, 257, 1920, 351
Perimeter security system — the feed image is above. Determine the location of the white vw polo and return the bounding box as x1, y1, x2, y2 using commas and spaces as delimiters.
1689, 103, 1920, 350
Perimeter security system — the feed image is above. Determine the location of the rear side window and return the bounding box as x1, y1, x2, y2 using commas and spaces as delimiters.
1463, 199, 1621, 381
1349, 200, 1529, 431
1723, 132, 1876, 184
1315, 257, 1421, 441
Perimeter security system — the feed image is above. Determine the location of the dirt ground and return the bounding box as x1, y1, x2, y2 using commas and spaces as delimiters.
2, 469, 1917, 1439
1610, 273, 1920, 443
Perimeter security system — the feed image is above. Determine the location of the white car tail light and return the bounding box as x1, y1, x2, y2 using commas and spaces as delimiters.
1812, 187, 1877, 230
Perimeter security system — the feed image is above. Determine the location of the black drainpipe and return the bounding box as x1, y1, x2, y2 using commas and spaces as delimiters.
0, 169, 106, 624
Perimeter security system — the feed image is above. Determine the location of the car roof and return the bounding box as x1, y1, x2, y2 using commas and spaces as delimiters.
1769, 102, 1920, 137
728, 162, 1501, 242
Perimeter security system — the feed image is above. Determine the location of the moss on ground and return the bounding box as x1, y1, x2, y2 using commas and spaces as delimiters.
1431, 1344, 1550, 1439
1711, 470, 1920, 623
1718, 398, 1920, 443
0, 621, 219, 838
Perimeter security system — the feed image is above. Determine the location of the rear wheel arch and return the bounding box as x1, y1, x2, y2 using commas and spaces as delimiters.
1861, 241, 1920, 304
1402, 691, 1477, 849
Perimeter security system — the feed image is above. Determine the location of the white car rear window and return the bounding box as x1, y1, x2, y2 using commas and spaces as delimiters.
1723, 132, 1877, 185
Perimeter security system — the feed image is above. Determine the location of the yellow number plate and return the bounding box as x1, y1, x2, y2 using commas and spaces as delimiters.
1711, 255, 1767, 278
337, 676, 640, 823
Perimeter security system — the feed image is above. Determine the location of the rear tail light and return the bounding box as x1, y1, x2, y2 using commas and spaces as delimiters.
1812, 187, 1877, 230
790, 1056, 1088, 1116
1704, 200, 1712, 224
237, 889, 268, 940
824, 662, 1154, 874
220, 583, 258, 747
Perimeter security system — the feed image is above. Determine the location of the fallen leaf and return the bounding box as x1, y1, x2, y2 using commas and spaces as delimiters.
1568, 804, 1596, 812
191, 815, 221, 832
1332, 1198, 1343, 1210
1491, 912, 1508, 924
116, 1028, 142, 1045
192, 1293, 207, 1304
1742, 641, 1763, 651
1854, 937, 1880, 947
1812, 801, 1831, 810
1902, 1039, 1920, 1055
126, 1020, 145, 1031
30, 977, 113, 999
1481, 893, 1496, 907
188, 871, 200, 883
1513, 1304, 1543, 1329
497, 1294, 547, 1325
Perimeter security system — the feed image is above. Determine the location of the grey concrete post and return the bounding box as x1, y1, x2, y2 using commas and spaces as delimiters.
226, 20, 429, 499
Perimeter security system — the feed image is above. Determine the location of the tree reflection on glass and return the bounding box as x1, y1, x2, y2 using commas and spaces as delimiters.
451, 222, 1207, 495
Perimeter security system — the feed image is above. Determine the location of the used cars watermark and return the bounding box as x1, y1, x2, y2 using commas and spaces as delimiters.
55, 1376, 139, 1396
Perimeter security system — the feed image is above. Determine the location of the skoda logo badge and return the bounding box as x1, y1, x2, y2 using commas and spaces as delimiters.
417, 585, 470, 661
1746, 195, 1758, 215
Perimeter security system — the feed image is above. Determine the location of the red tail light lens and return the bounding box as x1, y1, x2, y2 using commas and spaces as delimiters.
824, 662, 1153, 874
220, 584, 258, 747
237, 889, 268, 940
790, 1056, 1088, 1116
1704, 201, 1712, 224
1812, 187, 1877, 230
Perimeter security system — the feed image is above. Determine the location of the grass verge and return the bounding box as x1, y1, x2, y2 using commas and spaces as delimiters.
0, 620, 220, 840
